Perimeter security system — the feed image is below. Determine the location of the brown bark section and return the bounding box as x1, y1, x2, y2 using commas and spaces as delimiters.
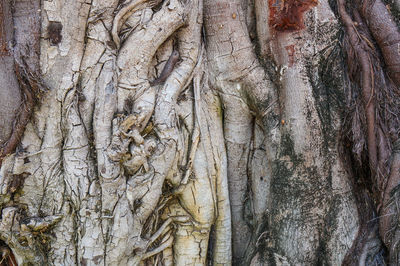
338, 0, 377, 179
380, 141, 400, 257
339, 2, 379, 262
0, 3, 9, 56
0, 2, 20, 151
12, 0, 41, 73
356, 0, 400, 87
339, 0, 400, 263
0, 0, 41, 167
0, 64, 36, 167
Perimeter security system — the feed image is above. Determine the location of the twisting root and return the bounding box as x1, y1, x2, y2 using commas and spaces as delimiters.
338, 0, 377, 171
180, 46, 205, 186
142, 233, 174, 260
112, 0, 161, 48
148, 218, 172, 245
0, 63, 41, 167
338, 0, 400, 263
132, 218, 174, 263
112, 0, 146, 47
181, 123, 200, 185
338, 0, 378, 264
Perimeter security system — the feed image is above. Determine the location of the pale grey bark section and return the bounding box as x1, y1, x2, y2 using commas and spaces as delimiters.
0, 0, 367, 265
0, 0, 232, 264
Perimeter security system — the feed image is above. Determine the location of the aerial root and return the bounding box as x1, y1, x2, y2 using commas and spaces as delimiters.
148, 218, 172, 245
112, 0, 162, 48
142, 232, 174, 260
181, 122, 200, 185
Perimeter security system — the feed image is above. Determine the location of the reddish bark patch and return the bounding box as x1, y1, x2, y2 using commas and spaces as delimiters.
0, 3, 9, 55
285, 44, 295, 66
269, 0, 318, 32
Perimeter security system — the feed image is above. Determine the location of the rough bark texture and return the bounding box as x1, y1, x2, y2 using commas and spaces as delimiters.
0, 1, 20, 148
0, 0, 399, 265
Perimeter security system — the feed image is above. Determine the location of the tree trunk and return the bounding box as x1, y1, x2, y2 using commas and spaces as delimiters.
0, 0, 399, 265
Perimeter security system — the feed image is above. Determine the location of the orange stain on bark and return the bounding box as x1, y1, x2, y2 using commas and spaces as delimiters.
269, 0, 318, 32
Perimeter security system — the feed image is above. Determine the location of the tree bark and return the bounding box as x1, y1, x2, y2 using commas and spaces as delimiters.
0, 0, 399, 265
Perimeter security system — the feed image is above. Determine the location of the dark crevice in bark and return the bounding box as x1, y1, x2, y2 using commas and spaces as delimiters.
243, 214, 269, 265
0, 240, 17, 266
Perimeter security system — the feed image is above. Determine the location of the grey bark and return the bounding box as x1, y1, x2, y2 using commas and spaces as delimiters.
1, 0, 397, 265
